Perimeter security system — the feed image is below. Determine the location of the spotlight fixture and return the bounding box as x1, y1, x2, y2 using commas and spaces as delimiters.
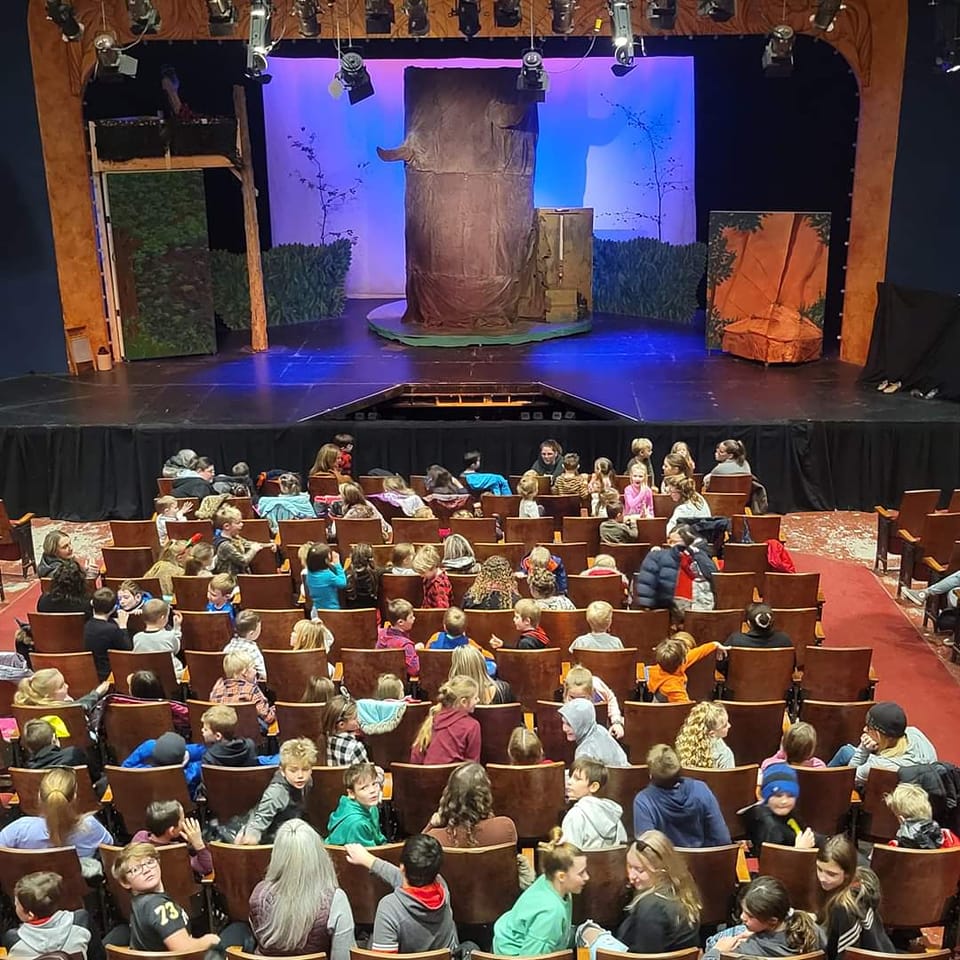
332, 51, 375, 104
697, 0, 733, 22
516, 48, 549, 100
646, 0, 675, 29
762, 24, 794, 77
934, 0, 960, 73
404, 0, 430, 35
453, 0, 480, 37
810, 0, 843, 31
549, 0, 575, 34
494, 0, 521, 27
365, 0, 395, 33
94, 32, 138, 77
45, 0, 83, 40
246, 0, 274, 82
205, 0, 236, 35
608, 0, 635, 75
293, 0, 319, 36
127, 0, 160, 34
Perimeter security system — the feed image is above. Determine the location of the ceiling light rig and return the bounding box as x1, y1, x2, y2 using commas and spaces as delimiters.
762, 24, 794, 77
365, 0, 395, 34
453, 0, 480, 37
45, 0, 83, 40
810, 0, 844, 31
495, 0, 521, 27
127, 0, 160, 34
646, 0, 675, 30
205, 0, 237, 35
246, 0, 275, 82
549, 0, 576, 35
94, 32, 139, 77
697, 0, 733, 22
608, 0, 635, 75
294, 0, 320, 37
517, 49, 549, 100
333, 51, 376, 103
404, 0, 430, 36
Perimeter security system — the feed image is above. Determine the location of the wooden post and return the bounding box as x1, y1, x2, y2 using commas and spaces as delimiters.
233, 85, 268, 352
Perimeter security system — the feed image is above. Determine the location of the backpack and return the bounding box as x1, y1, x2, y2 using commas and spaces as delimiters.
766, 539, 796, 573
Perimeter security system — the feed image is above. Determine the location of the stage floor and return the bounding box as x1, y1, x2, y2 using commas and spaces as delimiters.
1, 301, 955, 427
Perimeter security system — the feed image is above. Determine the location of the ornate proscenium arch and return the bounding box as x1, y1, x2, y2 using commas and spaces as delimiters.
27, 0, 904, 365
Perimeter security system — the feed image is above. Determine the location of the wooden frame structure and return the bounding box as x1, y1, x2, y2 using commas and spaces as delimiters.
27, 0, 905, 368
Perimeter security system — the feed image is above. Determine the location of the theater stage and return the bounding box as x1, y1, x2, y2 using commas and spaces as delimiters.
1, 301, 958, 521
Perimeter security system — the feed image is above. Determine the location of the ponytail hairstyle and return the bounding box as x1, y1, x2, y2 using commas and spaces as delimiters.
742, 876, 819, 953
629, 830, 701, 926
14, 669, 66, 706
675, 702, 729, 769
662, 452, 693, 480
671, 477, 705, 507
40, 767, 86, 846
507, 726, 544, 764
412, 676, 479, 755
718, 439, 747, 465
592, 458, 614, 488
818, 834, 876, 923
539, 827, 583, 879
183, 541, 214, 576
321, 695, 357, 736
746, 602, 775, 636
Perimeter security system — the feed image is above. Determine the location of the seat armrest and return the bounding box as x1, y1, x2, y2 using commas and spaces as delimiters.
898, 529, 921, 544
924, 557, 947, 574
10, 512, 35, 527
875, 507, 899, 520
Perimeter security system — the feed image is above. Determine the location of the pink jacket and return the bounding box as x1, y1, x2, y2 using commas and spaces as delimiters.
623, 484, 654, 518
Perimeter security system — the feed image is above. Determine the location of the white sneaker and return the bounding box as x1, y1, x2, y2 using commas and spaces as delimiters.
902, 587, 927, 605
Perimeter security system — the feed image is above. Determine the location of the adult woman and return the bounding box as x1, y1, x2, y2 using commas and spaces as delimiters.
309, 443, 347, 484
661, 452, 694, 483
249, 819, 356, 960
703, 439, 752, 489
450, 645, 515, 704
664, 477, 710, 536
726, 603, 793, 650
144, 539, 188, 598
424, 762, 517, 846
529, 440, 564, 482
462, 555, 521, 610
37, 530, 94, 579
36, 560, 91, 617
578, 831, 700, 958
493, 829, 588, 956
0, 767, 112, 873
442, 534, 480, 575
378, 476, 427, 516
338, 483, 391, 541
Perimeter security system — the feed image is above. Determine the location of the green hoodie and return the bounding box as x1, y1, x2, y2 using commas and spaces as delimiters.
326, 795, 387, 846
492, 874, 573, 956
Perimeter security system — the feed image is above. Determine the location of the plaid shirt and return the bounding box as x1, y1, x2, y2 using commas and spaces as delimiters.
422, 570, 452, 610
327, 731, 369, 766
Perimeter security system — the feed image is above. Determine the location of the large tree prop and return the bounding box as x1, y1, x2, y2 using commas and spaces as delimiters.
378, 68, 543, 330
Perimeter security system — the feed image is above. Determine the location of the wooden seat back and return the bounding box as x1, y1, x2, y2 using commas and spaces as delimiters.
110, 520, 161, 557
182, 650, 224, 701
570, 845, 629, 928
391, 763, 459, 836
274, 701, 326, 748
869, 845, 960, 928
724, 647, 795, 702
238, 573, 295, 610
704, 492, 748, 518
798, 699, 872, 760
622, 701, 694, 764
504, 517, 555, 549
567, 573, 625, 609
792, 765, 856, 836
605, 764, 649, 832
771, 607, 820, 668
306, 765, 351, 833
680, 765, 759, 840
801, 646, 872, 701
202, 764, 277, 822
179, 610, 234, 653
459, 609, 515, 645
683, 609, 744, 648
603, 542, 653, 578
341, 648, 408, 698
562, 517, 602, 556
486, 762, 566, 840
732, 513, 782, 543
380, 573, 424, 614
102, 545, 155, 579
440, 843, 522, 924
171, 576, 211, 612
106, 764, 193, 833
263, 648, 329, 701
253, 608, 307, 648
366, 701, 432, 768
859, 766, 901, 842
109, 649, 180, 697
335, 517, 385, 551
549, 542, 589, 580
165, 519, 214, 542
474, 703, 524, 764
480, 494, 521, 518
12, 702, 92, 750
417, 648, 455, 700
712, 573, 758, 611
278, 518, 330, 547
0, 845, 89, 909
210, 841, 274, 921
30, 652, 100, 698
472, 541, 526, 568
392, 518, 442, 544
572, 648, 640, 705
704, 474, 753, 499
330, 845, 404, 925
315, 608, 378, 657
677, 844, 741, 927
27, 611, 86, 654
717, 700, 785, 766
449, 517, 497, 542
103, 700, 176, 762
764, 572, 821, 609
10, 766, 100, 817
722, 542, 769, 577
758, 842, 821, 911
495, 648, 562, 714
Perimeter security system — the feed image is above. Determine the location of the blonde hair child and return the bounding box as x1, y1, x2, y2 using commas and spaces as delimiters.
410, 676, 480, 764
675, 702, 733, 769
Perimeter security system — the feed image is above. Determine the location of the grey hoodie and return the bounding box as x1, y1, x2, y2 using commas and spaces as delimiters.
8, 910, 91, 960
704, 925, 826, 960
558, 699, 628, 767
561, 795, 628, 850
848, 726, 937, 785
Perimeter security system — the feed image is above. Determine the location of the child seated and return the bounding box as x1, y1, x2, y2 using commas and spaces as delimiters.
132, 599, 184, 681
305, 543, 347, 613
155, 495, 192, 545
558, 697, 627, 767
213, 505, 276, 576
425, 607, 497, 675
376, 599, 420, 680
200, 704, 260, 768
490, 599, 551, 651
205, 572, 238, 623
507, 726, 546, 764
570, 600, 623, 652
517, 474, 541, 519
520, 545, 568, 594
344, 542, 380, 609
85, 586, 133, 681
388, 543, 418, 576
117, 579, 152, 614
529, 568, 576, 611
675, 701, 734, 769
6, 871, 91, 960
209, 650, 275, 729
236, 737, 317, 844
647, 634, 727, 703
414, 545, 452, 610
223, 608, 267, 681
885, 782, 960, 848
581, 555, 630, 594
759, 721, 825, 781
323, 695, 371, 766
345, 835, 458, 954
111, 841, 221, 952
301, 675, 337, 703
22, 718, 88, 771
742, 764, 816, 853
563, 665, 624, 739
461, 449, 511, 496
131, 799, 213, 876
122, 731, 206, 799
326, 761, 388, 846
552, 452, 589, 499
561, 757, 628, 850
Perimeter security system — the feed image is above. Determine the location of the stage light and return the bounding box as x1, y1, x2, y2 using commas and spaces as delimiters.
293, 0, 320, 36
365, 0, 395, 34
205, 0, 236, 35
762, 24, 794, 77
517, 49, 549, 100
810, 0, 843, 31
94, 33, 138, 77
404, 0, 430, 35
495, 0, 521, 27
697, 0, 734, 22
246, 0, 274, 82
608, 0, 635, 75
646, 0, 675, 29
454, 0, 480, 37
332, 51, 375, 104
549, 0, 576, 34
127, 0, 159, 34
934, 1, 960, 73
45, 0, 83, 40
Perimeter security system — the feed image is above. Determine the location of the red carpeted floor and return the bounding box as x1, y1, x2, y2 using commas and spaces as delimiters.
794, 551, 960, 762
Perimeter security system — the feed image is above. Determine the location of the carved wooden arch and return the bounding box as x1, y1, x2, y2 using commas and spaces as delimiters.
27, 0, 904, 365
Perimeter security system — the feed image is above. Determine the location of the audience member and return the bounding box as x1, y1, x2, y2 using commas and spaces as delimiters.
5, 871, 92, 960
553, 453, 589, 499
562, 665, 624, 739
461, 450, 511, 496
344, 542, 380, 609
310, 443, 347, 484
570, 600, 622, 652
760, 722, 825, 776
425, 607, 497, 675
326, 762, 388, 846
256, 473, 315, 532
305, 544, 347, 613
624, 437, 657, 487
131, 800, 213, 876
21, 718, 88, 772
117, 579, 152, 614
36, 560, 91, 616
376, 598, 420, 680
664, 477, 710, 536
529, 568, 575, 611
424, 762, 518, 846
450, 644, 515, 704
885, 782, 960, 848
380, 477, 427, 517
490, 599, 551, 651
702, 439, 752, 489
647, 635, 725, 703
520, 545, 568, 594
131, 599, 184, 681
37, 530, 95, 579
200, 704, 259, 766
213, 505, 276, 575
415, 545, 453, 609
323, 696, 371, 766
727, 603, 793, 649
558, 698, 626, 766
161, 448, 197, 479
205, 571, 238, 622
561, 757, 627, 850
388, 542, 418, 574
529, 439, 564, 482
209, 651, 275, 728
171, 456, 218, 499
144, 540, 187, 598
442, 534, 480, 575
410, 677, 481, 764
623, 462, 654, 518
462, 555, 521, 610
518, 475, 541, 518
742, 764, 816, 852
675, 701, 734, 769
85, 587, 132, 680
154, 496, 192, 544
222, 609, 267, 681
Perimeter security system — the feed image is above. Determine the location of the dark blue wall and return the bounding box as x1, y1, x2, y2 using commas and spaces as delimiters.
0, 0, 68, 378
886, 0, 960, 296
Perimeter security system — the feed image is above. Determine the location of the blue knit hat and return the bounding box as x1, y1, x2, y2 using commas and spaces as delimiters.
761, 763, 799, 801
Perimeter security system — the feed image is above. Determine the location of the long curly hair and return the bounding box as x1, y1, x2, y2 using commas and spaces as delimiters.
675, 702, 728, 769
434, 762, 495, 846
464, 555, 518, 608
47, 560, 87, 606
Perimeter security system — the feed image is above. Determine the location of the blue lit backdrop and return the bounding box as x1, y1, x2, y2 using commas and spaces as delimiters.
263, 55, 695, 297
